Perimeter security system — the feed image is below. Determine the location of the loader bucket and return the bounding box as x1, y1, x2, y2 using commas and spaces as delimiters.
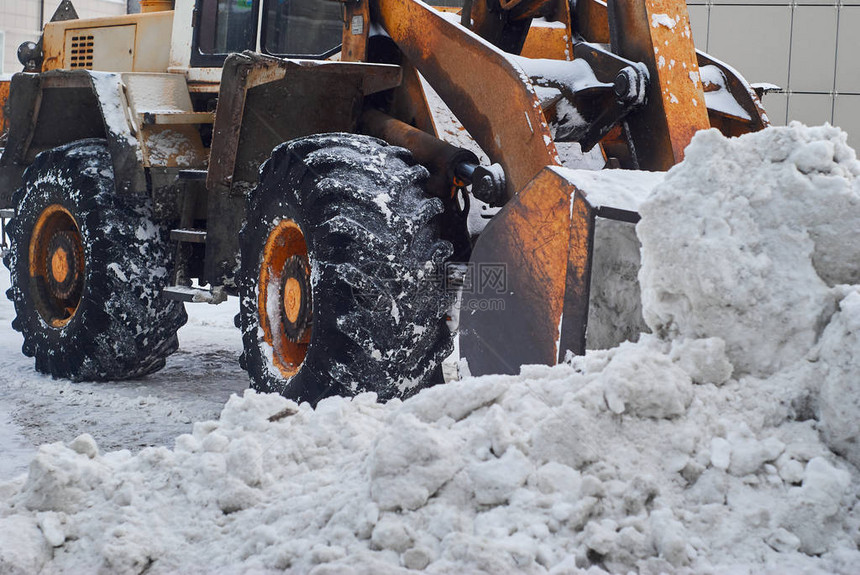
459, 166, 664, 376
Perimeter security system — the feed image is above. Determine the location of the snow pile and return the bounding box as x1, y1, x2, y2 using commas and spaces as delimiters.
639, 124, 860, 377
1, 124, 860, 574
1, 348, 858, 574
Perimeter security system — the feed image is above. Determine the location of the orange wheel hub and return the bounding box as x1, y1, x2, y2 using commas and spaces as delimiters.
29, 205, 85, 328
258, 219, 312, 379
283, 277, 302, 323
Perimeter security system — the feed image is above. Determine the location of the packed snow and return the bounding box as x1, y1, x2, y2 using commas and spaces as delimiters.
2, 123, 860, 574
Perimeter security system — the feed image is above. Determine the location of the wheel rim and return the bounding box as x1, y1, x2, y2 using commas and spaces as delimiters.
258, 219, 312, 379
29, 205, 85, 328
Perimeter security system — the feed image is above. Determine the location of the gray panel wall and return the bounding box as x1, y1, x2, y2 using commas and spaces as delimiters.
687, 0, 860, 147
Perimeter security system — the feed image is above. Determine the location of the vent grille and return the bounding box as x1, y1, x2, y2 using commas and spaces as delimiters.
69, 35, 94, 69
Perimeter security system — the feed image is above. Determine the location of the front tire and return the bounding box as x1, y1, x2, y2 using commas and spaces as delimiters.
3, 139, 187, 380
238, 134, 453, 404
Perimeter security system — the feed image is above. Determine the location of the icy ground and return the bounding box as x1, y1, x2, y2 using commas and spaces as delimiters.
2, 124, 860, 574
0, 269, 249, 481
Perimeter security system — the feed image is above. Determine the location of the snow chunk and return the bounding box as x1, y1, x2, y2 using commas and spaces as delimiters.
371, 515, 413, 552
0, 516, 51, 573
651, 13, 677, 30
37, 512, 67, 548
401, 377, 507, 423
467, 447, 532, 505
600, 342, 693, 419
69, 434, 99, 459
369, 413, 463, 511
778, 457, 852, 555
726, 431, 784, 477
817, 289, 860, 467
669, 337, 733, 385
649, 508, 690, 567
710, 437, 731, 470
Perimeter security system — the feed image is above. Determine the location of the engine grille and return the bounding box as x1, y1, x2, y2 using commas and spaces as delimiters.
69, 35, 94, 69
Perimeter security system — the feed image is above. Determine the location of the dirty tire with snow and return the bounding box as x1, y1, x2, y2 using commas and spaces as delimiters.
238, 133, 453, 404
3, 139, 187, 380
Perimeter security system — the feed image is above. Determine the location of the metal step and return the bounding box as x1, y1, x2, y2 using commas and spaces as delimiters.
140, 111, 215, 125
177, 169, 208, 181
170, 228, 207, 243
0, 209, 15, 219
163, 285, 227, 304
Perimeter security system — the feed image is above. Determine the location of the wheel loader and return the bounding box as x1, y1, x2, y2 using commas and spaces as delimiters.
0, 0, 768, 404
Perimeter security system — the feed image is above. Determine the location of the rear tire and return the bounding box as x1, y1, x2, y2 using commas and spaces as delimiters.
3, 139, 187, 380
237, 133, 453, 404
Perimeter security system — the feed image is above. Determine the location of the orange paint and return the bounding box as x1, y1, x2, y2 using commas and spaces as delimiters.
51, 247, 70, 284
283, 277, 302, 324
257, 219, 311, 379
29, 204, 85, 328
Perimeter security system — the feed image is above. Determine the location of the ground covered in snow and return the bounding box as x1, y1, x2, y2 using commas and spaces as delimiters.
0, 270, 248, 481
2, 124, 860, 574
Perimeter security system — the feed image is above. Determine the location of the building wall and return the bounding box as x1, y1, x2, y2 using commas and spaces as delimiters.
687, 0, 860, 147
1, 0, 126, 74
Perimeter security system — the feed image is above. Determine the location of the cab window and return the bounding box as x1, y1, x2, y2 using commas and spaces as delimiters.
196, 0, 258, 60
262, 0, 342, 58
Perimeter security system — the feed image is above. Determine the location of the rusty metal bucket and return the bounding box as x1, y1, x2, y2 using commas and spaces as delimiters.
459, 166, 664, 376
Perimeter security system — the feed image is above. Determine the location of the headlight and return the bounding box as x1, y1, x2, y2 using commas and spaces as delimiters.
17, 41, 42, 70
